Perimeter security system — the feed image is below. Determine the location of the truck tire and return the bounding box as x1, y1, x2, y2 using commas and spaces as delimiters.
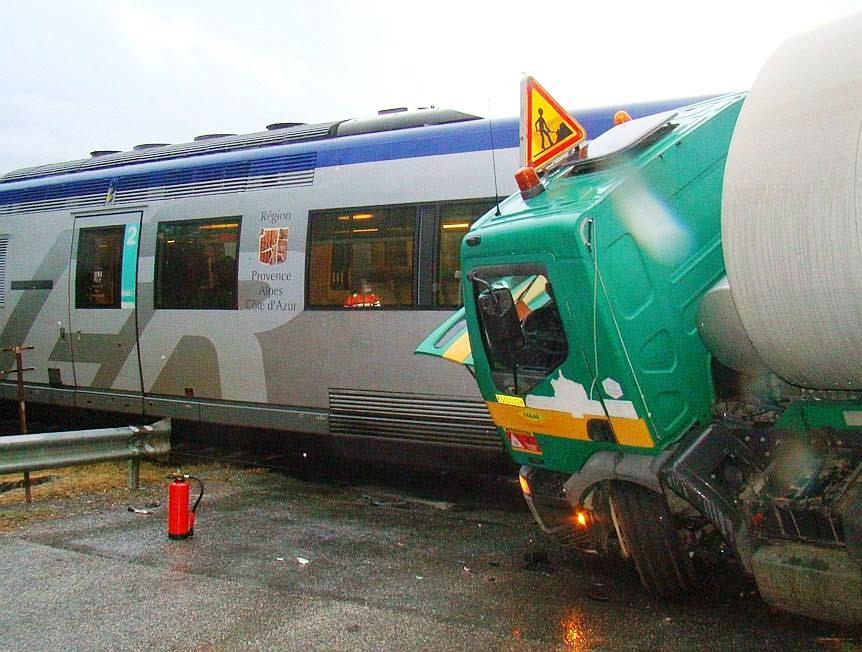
610, 481, 694, 598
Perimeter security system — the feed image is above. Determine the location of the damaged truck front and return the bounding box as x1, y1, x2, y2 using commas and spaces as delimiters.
418, 14, 861, 625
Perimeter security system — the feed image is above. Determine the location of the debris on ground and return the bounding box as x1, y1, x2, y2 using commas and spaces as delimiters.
586, 581, 610, 602
362, 492, 455, 511
363, 494, 408, 509
523, 550, 550, 570
127, 507, 151, 515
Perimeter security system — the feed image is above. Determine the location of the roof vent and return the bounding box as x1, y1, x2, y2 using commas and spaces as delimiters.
132, 143, 171, 151
266, 122, 306, 131
378, 107, 408, 115
90, 150, 121, 158
336, 108, 481, 138
193, 133, 235, 141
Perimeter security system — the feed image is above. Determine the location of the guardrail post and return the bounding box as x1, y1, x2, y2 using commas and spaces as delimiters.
126, 458, 140, 492
2, 345, 35, 505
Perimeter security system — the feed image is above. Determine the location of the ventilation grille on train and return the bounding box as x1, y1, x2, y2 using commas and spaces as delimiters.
329, 388, 500, 450
0, 235, 7, 308
0, 152, 317, 215
1, 122, 335, 184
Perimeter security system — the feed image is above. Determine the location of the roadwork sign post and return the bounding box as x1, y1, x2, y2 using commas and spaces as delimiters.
2, 345, 35, 504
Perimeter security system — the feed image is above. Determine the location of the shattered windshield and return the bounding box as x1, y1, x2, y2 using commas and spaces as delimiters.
470, 267, 568, 395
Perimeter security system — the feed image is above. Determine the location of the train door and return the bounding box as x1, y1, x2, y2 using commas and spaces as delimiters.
69, 212, 144, 407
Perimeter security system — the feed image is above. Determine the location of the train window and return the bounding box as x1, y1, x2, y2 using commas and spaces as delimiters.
154, 217, 241, 310
75, 226, 124, 309
435, 200, 496, 307
308, 206, 415, 308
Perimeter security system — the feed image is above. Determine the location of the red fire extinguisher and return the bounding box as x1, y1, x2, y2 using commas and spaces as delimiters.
167, 473, 204, 540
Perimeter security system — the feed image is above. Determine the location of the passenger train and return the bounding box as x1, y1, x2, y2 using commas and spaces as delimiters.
0, 98, 705, 467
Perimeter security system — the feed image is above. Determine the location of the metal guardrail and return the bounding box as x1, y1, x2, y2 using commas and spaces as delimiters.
0, 418, 171, 491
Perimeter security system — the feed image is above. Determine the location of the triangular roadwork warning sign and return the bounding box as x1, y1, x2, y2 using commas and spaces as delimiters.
521, 76, 586, 171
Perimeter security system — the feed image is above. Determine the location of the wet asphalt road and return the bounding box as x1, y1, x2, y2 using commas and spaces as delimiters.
0, 461, 855, 651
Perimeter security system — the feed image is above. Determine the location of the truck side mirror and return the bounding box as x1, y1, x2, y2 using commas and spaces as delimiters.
477, 287, 525, 363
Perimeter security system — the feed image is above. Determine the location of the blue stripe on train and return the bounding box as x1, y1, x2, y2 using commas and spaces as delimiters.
0, 98, 709, 207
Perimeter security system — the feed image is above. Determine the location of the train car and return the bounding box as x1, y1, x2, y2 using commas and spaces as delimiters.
0, 98, 702, 468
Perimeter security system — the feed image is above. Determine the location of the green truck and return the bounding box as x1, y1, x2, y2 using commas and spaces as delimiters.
418, 14, 861, 625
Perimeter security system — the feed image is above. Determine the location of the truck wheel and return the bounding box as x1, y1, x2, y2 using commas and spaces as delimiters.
609, 481, 694, 598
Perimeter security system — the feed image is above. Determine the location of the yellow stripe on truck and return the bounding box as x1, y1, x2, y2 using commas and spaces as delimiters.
441, 332, 472, 364
486, 402, 653, 448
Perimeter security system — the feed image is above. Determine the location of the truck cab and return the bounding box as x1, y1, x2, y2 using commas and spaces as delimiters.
424, 95, 744, 586
419, 76, 861, 624
449, 95, 743, 472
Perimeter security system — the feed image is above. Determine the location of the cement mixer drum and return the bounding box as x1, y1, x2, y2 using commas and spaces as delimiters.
721, 13, 862, 389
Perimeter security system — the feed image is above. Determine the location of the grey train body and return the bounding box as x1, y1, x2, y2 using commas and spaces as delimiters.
0, 101, 695, 466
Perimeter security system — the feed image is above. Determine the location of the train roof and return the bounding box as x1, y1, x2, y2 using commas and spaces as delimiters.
0, 97, 716, 217
0, 108, 482, 185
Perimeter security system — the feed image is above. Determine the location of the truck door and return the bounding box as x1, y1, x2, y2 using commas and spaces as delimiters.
69, 211, 143, 410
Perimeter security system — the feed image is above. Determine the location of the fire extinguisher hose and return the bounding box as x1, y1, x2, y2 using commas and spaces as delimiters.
187, 475, 205, 514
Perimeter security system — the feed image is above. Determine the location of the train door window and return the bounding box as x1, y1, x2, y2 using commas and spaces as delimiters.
154, 217, 241, 310
75, 226, 124, 309
308, 206, 416, 308
435, 199, 496, 307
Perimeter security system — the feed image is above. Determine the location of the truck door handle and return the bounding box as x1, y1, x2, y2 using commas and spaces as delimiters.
580, 218, 593, 252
